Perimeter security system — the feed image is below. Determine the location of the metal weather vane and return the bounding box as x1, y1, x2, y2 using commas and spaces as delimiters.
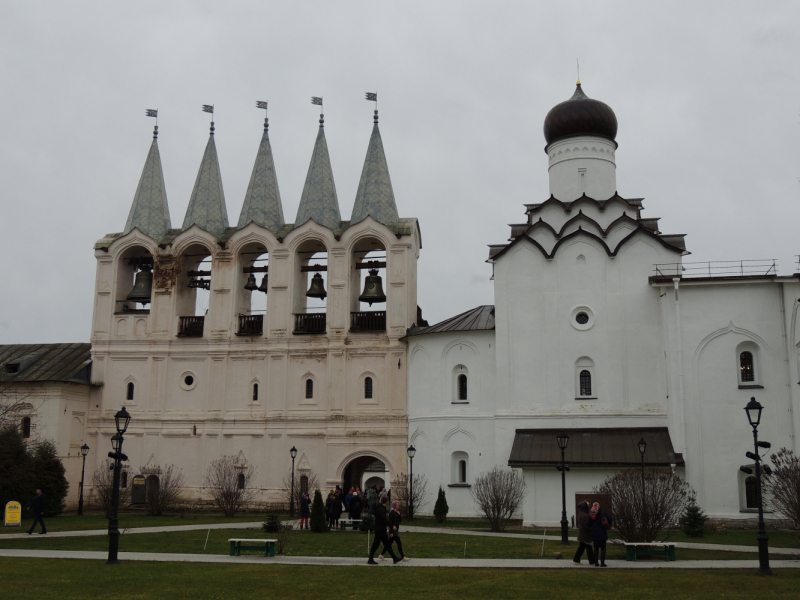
146, 108, 158, 138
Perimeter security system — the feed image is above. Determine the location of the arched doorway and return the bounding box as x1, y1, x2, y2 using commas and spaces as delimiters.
342, 455, 389, 492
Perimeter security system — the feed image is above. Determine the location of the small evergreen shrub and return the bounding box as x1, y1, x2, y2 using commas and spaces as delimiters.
262, 514, 281, 533
433, 486, 449, 523
679, 495, 708, 538
359, 514, 375, 532
310, 489, 327, 532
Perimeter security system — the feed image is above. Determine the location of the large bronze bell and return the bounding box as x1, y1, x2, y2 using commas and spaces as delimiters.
358, 269, 386, 306
244, 273, 258, 291
257, 274, 269, 294
126, 265, 153, 305
305, 272, 327, 299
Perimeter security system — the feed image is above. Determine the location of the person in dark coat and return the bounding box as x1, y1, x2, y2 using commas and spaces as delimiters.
299, 492, 311, 530
367, 495, 400, 564
349, 491, 362, 520
26, 488, 47, 535
325, 490, 336, 528
379, 500, 410, 562
572, 501, 595, 565
332, 492, 344, 527
589, 501, 612, 567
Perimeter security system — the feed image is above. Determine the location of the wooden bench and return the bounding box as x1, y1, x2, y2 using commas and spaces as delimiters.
624, 542, 676, 562
228, 538, 277, 557
339, 519, 362, 531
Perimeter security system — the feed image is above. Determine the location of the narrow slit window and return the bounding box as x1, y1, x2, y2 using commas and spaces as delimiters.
459, 460, 467, 483
126, 382, 134, 401
237, 473, 245, 490
305, 379, 314, 399
121, 472, 128, 489
300, 475, 309, 495
253, 383, 259, 401
457, 374, 468, 401
740, 352, 754, 383
579, 370, 592, 396
364, 377, 373, 399
21, 417, 31, 439
745, 476, 758, 509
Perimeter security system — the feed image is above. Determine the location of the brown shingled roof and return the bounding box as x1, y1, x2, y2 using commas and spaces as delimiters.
405, 305, 495, 337
0, 344, 92, 383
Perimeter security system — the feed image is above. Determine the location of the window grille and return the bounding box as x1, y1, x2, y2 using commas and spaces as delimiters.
305, 379, 314, 399
365, 377, 373, 399
740, 352, 755, 383
21, 417, 31, 439
126, 382, 134, 401
745, 475, 758, 509
459, 460, 467, 483
253, 383, 259, 401
237, 473, 245, 490
579, 370, 592, 396
457, 374, 468, 401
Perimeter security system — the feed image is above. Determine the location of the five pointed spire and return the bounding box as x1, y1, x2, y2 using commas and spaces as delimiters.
350, 110, 398, 227
237, 118, 285, 233
123, 126, 172, 239
182, 123, 229, 236
294, 115, 341, 231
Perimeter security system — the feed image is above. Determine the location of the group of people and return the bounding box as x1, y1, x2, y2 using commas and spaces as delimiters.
573, 500, 612, 567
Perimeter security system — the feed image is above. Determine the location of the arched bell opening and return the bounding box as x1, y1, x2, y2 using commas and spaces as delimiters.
350, 237, 387, 332
293, 238, 328, 335
236, 242, 269, 336
176, 243, 212, 337
116, 246, 154, 313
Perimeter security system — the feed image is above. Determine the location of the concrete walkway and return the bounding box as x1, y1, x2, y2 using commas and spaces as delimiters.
0, 548, 798, 569
2, 521, 798, 556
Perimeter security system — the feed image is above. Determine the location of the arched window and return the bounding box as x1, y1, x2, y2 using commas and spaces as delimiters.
745, 476, 758, 509
305, 379, 314, 399
364, 377, 373, 399
579, 370, 592, 396
300, 475, 309, 495
237, 473, 245, 490
21, 417, 31, 439
126, 382, 134, 401
457, 374, 468, 401
193, 425, 197, 436
253, 383, 259, 401
740, 352, 754, 383
121, 472, 128, 489
459, 460, 467, 483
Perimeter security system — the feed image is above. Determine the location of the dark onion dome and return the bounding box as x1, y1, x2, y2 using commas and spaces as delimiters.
543, 82, 618, 148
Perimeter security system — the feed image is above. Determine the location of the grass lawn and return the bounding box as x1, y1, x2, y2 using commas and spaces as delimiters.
0, 559, 798, 600
0, 528, 789, 561
0, 513, 264, 535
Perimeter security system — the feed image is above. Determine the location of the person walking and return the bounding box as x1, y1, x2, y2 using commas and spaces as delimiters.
572, 501, 595, 565
26, 488, 47, 535
589, 501, 612, 567
299, 492, 311, 530
332, 491, 343, 528
368, 495, 401, 564
379, 500, 410, 562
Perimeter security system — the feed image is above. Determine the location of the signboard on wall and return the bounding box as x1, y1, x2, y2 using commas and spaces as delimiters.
4, 501, 22, 527
131, 475, 146, 505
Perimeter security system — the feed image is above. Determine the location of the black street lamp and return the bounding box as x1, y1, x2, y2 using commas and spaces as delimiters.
407, 445, 416, 521
743, 397, 772, 575
77, 443, 90, 516
556, 431, 570, 545
638, 437, 647, 531
107, 407, 130, 565
289, 446, 298, 518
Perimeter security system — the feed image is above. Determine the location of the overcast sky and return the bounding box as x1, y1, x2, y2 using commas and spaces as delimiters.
1, 1, 798, 343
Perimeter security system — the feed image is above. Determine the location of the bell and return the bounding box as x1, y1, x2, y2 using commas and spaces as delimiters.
126, 265, 153, 305
244, 273, 258, 291
257, 274, 269, 294
188, 277, 197, 289
305, 272, 327, 299
358, 269, 386, 306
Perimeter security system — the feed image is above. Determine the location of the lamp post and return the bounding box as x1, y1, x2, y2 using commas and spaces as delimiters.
77, 443, 90, 516
556, 431, 570, 545
743, 397, 772, 575
289, 446, 298, 518
638, 437, 647, 533
407, 445, 416, 521
107, 407, 131, 565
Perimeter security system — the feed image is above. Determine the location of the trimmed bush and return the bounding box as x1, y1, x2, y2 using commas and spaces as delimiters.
310, 489, 327, 532
433, 486, 449, 523
679, 495, 708, 538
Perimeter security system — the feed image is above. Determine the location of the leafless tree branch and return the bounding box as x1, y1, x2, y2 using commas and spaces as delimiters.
203, 456, 257, 517
470, 466, 526, 532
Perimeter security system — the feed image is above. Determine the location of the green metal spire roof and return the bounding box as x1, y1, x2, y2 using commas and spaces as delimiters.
350, 113, 399, 226
124, 128, 172, 239
182, 124, 229, 236
237, 121, 284, 233
294, 119, 341, 231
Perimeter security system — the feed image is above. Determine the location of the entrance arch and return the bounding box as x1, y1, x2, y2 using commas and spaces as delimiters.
338, 451, 394, 492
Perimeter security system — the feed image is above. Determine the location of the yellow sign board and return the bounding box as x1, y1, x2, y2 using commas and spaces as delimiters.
4, 501, 22, 527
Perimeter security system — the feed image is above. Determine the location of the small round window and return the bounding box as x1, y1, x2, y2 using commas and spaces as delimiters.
180, 371, 197, 391
184, 375, 194, 386
570, 306, 595, 331
575, 312, 589, 325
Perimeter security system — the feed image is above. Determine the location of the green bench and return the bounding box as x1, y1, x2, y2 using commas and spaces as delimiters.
228, 538, 277, 557
624, 542, 676, 561
339, 519, 362, 531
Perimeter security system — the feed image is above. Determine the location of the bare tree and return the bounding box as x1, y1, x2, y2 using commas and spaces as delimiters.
0, 383, 37, 434
144, 464, 185, 516
390, 472, 431, 518
203, 456, 257, 517
470, 466, 526, 532
91, 459, 131, 517
596, 468, 692, 542
763, 448, 800, 529
281, 469, 319, 512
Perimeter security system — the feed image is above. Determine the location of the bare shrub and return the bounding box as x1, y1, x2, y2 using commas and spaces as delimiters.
203, 456, 257, 517
595, 468, 692, 542
282, 470, 319, 514
763, 448, 800, 529
275, 522, 293, 554
144, 464, 185, 516
91, 460, 130, 518
470, 466, 526, 532
390, 472, 430, 518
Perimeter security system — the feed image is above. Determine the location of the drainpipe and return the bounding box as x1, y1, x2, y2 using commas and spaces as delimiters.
673, 278, 686, 455
778, 283, 796, 447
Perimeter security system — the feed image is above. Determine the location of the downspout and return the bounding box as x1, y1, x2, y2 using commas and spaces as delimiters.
673, 278, 686, 454
778, 283, 796, 446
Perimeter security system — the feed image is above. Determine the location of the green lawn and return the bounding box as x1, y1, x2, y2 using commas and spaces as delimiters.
0, 513, 264, 535
0, 528, 789, 561
0, 560, 798, 600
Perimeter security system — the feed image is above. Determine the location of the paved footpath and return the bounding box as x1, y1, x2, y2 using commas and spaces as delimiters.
0, 548, 799, 569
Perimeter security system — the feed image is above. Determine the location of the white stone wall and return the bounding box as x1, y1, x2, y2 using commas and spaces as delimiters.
547, 136, 617, 202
